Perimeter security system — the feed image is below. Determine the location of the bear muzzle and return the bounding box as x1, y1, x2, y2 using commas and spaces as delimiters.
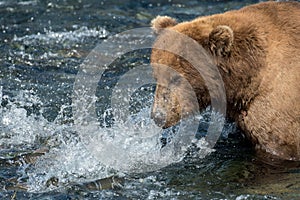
151, 104, 182, 128
151, 108, 167, 128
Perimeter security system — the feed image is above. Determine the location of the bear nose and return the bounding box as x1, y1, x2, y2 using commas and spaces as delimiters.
151, 110, 166, 127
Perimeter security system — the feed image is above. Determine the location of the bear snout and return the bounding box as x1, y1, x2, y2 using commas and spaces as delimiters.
151, 108, 166, 128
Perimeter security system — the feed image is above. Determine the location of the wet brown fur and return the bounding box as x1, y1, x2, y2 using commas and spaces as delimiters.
151, 1, 300, 160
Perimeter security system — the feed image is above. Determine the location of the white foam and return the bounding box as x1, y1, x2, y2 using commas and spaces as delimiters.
18, 0, 37, 6
13, 26, 109, 46
0, 91, 55, 147
0, 90, 216, 192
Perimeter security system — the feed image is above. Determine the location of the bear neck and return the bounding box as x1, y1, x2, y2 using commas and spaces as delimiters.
206, 14, 267, 120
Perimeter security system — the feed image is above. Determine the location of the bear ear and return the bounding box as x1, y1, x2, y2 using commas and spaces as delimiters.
209, 25, 234, 57
151, 16, 178, 34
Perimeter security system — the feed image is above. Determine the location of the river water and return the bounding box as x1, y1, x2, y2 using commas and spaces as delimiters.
0, 0, 299, 199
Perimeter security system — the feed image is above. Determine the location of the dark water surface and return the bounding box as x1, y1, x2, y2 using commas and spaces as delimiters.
0, 0, 300, 199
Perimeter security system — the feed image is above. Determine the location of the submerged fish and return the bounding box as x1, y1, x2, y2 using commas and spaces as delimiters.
1, 150, 124, 191
68, 176, 124, 191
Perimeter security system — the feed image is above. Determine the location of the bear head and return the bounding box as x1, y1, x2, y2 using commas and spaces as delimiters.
150, 16, 235, 128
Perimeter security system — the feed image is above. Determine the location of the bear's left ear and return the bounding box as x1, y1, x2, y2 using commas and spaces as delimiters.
209, 25, 234, 57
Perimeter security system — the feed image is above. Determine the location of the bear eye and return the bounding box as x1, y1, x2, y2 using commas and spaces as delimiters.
171, 75, 181, 84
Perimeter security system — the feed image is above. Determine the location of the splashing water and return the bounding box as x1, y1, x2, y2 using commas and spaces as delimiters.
13, 26, 109, 46
0, 87, 215, 192
0, 90, 55, 148
79, 107, 198, 173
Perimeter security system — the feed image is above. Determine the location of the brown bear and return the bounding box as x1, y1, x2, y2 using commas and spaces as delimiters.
150, 1, 300, 160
